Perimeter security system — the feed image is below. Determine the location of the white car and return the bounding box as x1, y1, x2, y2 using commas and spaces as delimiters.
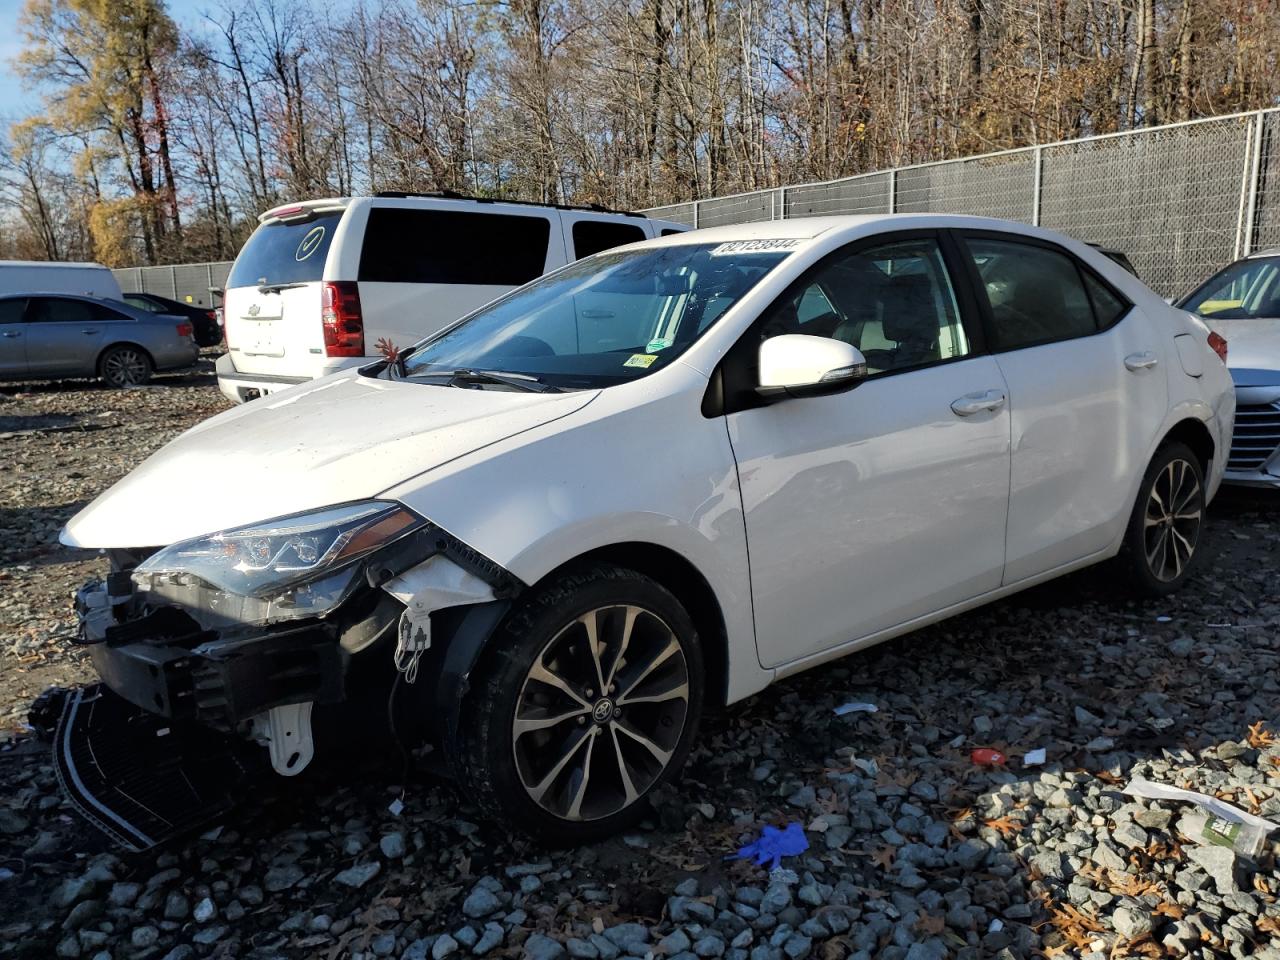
216, 194, 688, 404
58, 214, 1233, 846
1177, 247, 1280, 486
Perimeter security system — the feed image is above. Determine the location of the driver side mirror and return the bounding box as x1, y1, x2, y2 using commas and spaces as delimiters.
757, 334, 867, 399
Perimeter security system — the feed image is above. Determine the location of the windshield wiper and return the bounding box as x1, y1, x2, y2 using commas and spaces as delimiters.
256, 280, 308, 294
407, 368, 562, 393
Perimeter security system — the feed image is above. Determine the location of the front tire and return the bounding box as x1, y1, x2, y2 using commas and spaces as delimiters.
99, 345, 152, 388
454, 564, 704, 845
1121, 442, 1205, 596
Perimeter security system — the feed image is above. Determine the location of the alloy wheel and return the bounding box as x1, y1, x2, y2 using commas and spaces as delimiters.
512, 604, 690, 822
102, 348, 149, 387
1143, 457, 1202, 582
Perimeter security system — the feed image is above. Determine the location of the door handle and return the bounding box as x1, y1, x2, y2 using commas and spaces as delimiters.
81, 329, 101, 335
951, 389, 1006, 417
1124, 350, 1158, 371
1, 331, 19, 338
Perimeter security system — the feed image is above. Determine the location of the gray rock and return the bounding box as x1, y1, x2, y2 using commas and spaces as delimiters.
434, 934, 460, 960
659, 931, 692, 955
566, 939, 598, 959
781, 934, 811, 960
160, 947, 196, 960
474, 924, 505, 957
130, 926, 160, 949
1113, 905, 1154, 940
760, 883, 792, 915
949, 839, 989, 871
463, 885, 502, 919
264, 864, 306, 891
1186, 844, 1238, 895
1090, 842, 1127, 872
524, 934, 567, 960
193, 896, 216, 923
381, 832, 407, 859
106, 882, 141, 908
1112, 822, 1148, 851
335, 861, 383, 889
372, 932, 399, 957
695, 935, 726, 958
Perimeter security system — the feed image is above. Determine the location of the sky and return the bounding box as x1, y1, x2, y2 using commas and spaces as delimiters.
0, 0, 211, 123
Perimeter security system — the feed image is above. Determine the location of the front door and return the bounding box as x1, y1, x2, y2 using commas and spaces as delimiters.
724, 234, 1012, 669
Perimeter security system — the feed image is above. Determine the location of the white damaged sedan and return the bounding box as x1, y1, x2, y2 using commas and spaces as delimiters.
57, 215, 1233, 846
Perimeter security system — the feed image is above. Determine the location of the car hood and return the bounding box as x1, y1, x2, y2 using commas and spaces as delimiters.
1207, 319, 1280, 384
63, 372, 597, 548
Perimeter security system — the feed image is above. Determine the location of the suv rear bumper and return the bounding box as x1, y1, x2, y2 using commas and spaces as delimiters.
215, 352, 363, 403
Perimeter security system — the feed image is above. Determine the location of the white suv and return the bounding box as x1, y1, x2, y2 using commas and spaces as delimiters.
61, 215, 1233, 847
216, 193, 688, 403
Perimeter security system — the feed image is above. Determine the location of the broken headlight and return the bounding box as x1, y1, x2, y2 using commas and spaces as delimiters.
132, 501, 425, 627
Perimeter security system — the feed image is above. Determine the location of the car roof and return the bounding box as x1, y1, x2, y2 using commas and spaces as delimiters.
1247, 247, 1280, 260
639, 213, 1092, 251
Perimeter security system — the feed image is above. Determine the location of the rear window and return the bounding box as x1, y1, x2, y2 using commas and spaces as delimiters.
359, 208, 551, 285
227, 212, 343, 289
571, 220, 646, 259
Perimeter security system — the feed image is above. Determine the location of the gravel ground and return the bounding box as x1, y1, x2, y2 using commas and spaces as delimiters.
2, 372, 1279, 960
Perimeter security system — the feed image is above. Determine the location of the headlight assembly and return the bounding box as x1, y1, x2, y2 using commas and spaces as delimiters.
132, 501, 425, 627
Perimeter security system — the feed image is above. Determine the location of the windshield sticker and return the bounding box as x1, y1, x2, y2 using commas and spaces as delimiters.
623, 354, 658, 369
295, 225, 326, 262
709, 238, 803, 256
646, 337, 673, 352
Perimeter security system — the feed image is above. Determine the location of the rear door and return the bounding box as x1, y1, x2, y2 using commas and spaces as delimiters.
0, 297, 28, 378
559, 213, 649, 261
223, 210, 343, 380
955, 231, 1166, 582
354, 203, 560, 352
24, 297, 106, 376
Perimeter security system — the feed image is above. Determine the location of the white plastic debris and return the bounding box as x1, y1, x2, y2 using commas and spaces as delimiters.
388, 797, 405, 817
833, 701, 878, 716
0, 867, 14, 881
1123, 777, 1279, 857
1156, 615, 1172, 623
1022, 748, 1047, 766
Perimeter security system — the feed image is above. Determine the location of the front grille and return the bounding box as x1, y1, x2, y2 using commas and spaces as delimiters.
1228, 402, 1280, 471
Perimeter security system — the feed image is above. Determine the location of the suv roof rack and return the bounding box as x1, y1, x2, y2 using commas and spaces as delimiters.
372, 190, 647, 219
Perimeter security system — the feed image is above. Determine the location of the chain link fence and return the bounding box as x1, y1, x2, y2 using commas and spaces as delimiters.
645, 108, 1280, 298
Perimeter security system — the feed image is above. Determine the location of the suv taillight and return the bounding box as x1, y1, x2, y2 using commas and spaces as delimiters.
1208, 330, 1228, 363
321, 281, 365, 357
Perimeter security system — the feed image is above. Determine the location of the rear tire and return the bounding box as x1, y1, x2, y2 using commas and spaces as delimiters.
1120, 442, 1205, 596
453, 564, 704, 845
100, 345, 152, 388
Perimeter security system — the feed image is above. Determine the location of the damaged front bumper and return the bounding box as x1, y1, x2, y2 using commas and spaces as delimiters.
54, 520, 524, 850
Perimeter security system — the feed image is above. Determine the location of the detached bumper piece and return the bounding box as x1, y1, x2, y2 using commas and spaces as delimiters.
54, 684, 265, 852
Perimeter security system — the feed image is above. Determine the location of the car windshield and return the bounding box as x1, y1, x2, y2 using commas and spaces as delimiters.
1181, 257, 1280, 320
399, 242, 793, 389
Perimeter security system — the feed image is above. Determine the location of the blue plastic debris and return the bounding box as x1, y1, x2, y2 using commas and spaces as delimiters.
726, 822, 809, 869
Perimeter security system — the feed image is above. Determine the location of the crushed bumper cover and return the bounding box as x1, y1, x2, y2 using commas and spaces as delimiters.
54, 684, 265, 851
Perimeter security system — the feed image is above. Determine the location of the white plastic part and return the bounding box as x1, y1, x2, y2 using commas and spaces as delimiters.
382, 555, 497, 683
250, 701, 315, 776
758, 334, 865, 389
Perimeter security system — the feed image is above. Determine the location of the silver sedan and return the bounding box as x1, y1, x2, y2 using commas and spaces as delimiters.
0, 293, 200, 387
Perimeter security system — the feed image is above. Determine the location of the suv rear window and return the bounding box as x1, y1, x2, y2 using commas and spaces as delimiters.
227, 212, 343, 289
359, 208, 551, 285
572, 220, 646, 259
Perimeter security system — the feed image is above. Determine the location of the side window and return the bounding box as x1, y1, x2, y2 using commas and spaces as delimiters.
0, 298, 26, 323
1082, 271, 1129, 328
963, 238, 1098, 350
661, 228, 686, 237
359, 207, 552, 285
758, 237, 969, 375
29, 298, 96, 324
571, 220, 646, 260
125, 296, 160, 313
92, 303, 130, 322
